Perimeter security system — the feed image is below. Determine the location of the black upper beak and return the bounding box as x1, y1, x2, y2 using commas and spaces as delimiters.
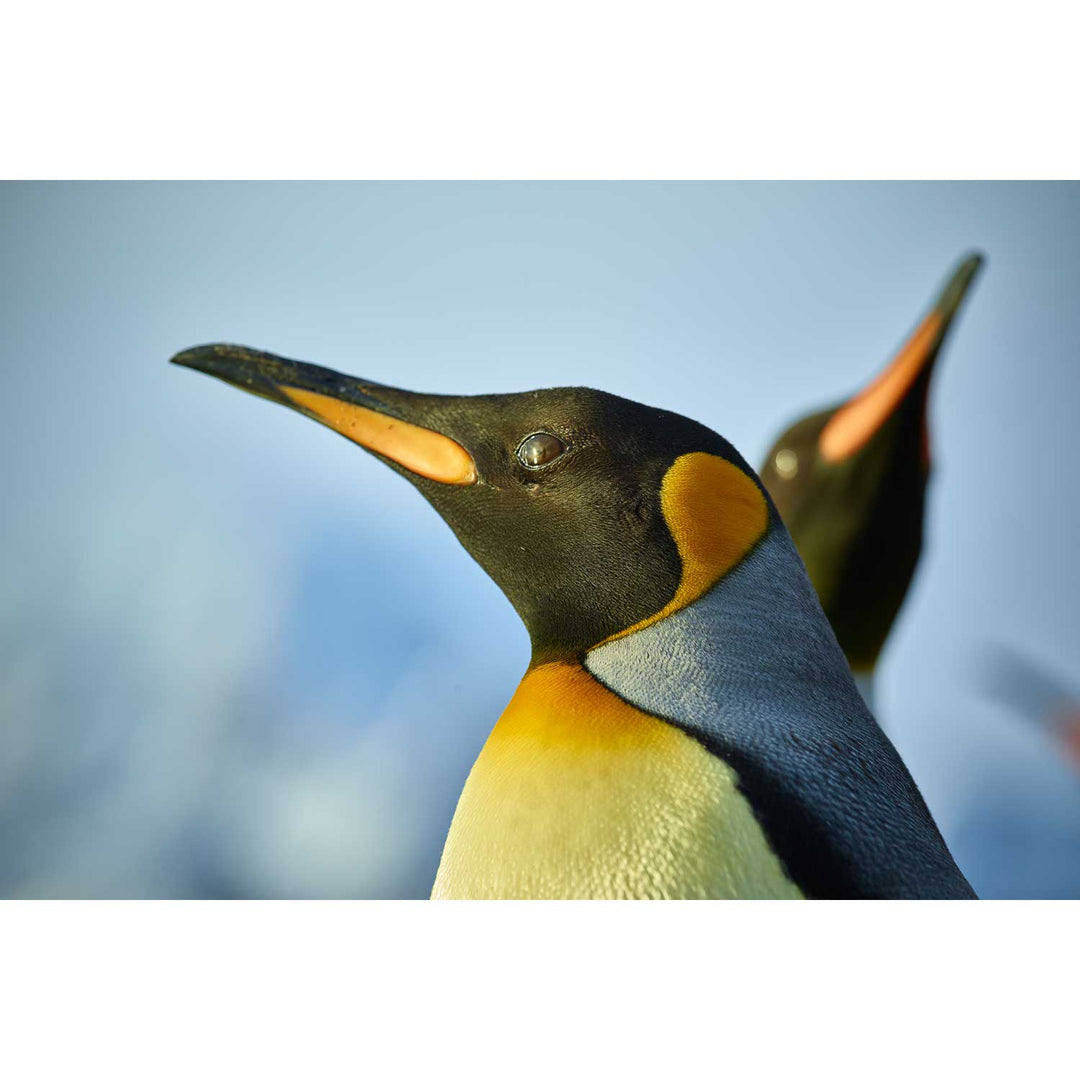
171, 344, 478, 486
171, 343, 400, 415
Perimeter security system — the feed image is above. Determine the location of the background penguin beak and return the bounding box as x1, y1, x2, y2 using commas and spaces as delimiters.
170, 344, 478, 486
818, 252, 984, 463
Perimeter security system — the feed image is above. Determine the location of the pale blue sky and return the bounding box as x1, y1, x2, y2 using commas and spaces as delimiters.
2, 182, 1078, 897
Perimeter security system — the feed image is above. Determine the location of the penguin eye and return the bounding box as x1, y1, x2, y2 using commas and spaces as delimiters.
517, 431, 567, 469
774, 448, 799, 479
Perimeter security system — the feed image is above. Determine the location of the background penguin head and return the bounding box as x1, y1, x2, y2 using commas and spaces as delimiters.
758, 252, 984, 672
172, 344, 767, 666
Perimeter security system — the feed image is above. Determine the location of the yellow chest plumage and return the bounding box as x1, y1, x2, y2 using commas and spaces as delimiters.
431, 662, 802, 900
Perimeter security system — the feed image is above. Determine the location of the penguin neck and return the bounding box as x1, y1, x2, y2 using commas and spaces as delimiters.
585, 523, 870, 731
431, 521, 836, 899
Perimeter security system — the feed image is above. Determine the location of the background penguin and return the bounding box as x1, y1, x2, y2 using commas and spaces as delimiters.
172, 343, 976, 900
759, 254, 984, 703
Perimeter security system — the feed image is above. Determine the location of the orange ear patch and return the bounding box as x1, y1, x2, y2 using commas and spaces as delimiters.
819, 311, 943, 463
282, 386, 477, 485
600, 452, 768, 644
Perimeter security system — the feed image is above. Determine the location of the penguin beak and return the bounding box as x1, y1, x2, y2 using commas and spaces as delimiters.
170, 343, 478, 486
818, 253, 983, 463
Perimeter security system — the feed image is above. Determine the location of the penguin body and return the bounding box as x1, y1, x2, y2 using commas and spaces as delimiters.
587, 526, 970, 898
760, 254, 984, 684
172, 343, 975, 899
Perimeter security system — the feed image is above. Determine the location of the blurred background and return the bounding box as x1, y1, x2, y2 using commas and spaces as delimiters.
1, 181, 1077, 899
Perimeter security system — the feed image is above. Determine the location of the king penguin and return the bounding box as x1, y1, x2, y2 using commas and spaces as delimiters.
759, 254, 984, 703
172, 343, 975, 900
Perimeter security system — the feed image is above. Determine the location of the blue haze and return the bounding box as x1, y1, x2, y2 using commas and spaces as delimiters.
1, 182, 1078, 897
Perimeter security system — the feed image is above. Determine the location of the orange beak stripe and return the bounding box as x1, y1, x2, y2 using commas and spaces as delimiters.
819, 311, 943, 463
282, 386, 478, 485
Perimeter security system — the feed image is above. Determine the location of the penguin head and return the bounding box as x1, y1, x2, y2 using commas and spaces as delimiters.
172, 344, 770, 665
758, 252, 983, 669
758, 389, 928, 612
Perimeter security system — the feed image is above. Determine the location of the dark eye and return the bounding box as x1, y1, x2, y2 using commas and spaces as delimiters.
516, 431, 567, 469
773, 448, 798, 479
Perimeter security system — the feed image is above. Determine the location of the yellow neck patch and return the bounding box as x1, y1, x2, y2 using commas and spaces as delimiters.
601, 451, 768, 646
431, 661, 801, 899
